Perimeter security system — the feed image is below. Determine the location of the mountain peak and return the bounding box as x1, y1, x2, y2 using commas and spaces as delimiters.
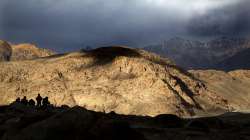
0, 45, 230, 117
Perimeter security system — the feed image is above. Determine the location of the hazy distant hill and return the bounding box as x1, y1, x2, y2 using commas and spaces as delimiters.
216, 48, 250, 71
144, 37, 250, 70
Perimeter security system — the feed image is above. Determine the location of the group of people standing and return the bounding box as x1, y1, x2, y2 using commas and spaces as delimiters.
15, 94, 50, 108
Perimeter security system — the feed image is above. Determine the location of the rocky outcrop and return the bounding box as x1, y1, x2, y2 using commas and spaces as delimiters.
0, 40, 12, 61
1, 40, 54, 62
0, 104, 146, 140
0, 104, 249, 140
190, 70, 250, 112
0, 46, 230, 117
11, 43, 54, 61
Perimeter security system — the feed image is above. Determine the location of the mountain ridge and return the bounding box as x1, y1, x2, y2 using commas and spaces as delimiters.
144, 37, 250, 70
215, 48, 250, 71
0, 40, 55, 61
0, 46, 231, 117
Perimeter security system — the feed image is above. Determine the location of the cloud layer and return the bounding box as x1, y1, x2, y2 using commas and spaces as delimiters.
187, 0, 250, 37
0, 0, 249, 51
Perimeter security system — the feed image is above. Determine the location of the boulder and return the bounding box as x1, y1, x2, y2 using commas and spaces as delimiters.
0, 40, 12, 61
2, 106, 95, 140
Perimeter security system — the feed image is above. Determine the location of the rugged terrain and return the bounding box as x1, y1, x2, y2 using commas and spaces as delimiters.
0, 46, 231, 117
190, 70, 250, 112
11, 43, 54, 61
0, 40, 54, 61
0, 103, 249, 140
1, 42, 250, 139
0, 40, 12, 61
144, 37, 250, 70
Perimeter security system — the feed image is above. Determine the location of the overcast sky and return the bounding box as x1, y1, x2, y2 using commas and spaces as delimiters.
0, 0, 250, 52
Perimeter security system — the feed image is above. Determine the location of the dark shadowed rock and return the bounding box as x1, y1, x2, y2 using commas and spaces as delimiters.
154, 114, 183, 128
196, 117, 225, 129
8, 102, 36, 113
185, 120, 210, 132
92, 119, 146, 140
2, 106, 95, 140
0, 105, 8, 113
0, 104, 250, 140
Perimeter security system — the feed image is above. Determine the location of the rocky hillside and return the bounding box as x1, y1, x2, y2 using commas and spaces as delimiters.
11, 43, 54, 61
0, 40, 12, 61
190, 70, 250, 112
144, 37, 250, 70
0, 46, 231, 117
0, 40, 54, 61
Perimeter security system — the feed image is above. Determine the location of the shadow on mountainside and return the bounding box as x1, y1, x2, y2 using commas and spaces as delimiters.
36, 46, 202, 81
42, 53, 68, 59
170, 75, 203, 109
80, 46, 201, 81
0, 101, 250, 140
81, 46, 142, 67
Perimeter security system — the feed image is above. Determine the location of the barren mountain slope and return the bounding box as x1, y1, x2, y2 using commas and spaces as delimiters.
190, 70, 250, 112
0, 46, 230, 117
11, 43, 54, 60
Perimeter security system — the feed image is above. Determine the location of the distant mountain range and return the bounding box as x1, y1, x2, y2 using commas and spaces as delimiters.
144, 37, 250, 71
216, 48, 250, 71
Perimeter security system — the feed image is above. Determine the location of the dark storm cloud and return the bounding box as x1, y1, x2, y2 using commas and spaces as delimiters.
0, 0, 180, 51
187, 0, 250, 37
0, 0, 249, 52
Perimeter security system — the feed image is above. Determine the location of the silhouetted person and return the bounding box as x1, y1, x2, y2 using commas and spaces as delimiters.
36, 94, 42, 107
15, 97, 21, 103
42, 97, 50, 108
28, 99, 35, 106
21, 96, 28, 105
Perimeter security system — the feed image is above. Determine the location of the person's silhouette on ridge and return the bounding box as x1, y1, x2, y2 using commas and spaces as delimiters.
15, 97, 21, 103
28, 99, 35, 106
42, 97, 50, 108
21, 96, 28, 105
36, 94, 42, 107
